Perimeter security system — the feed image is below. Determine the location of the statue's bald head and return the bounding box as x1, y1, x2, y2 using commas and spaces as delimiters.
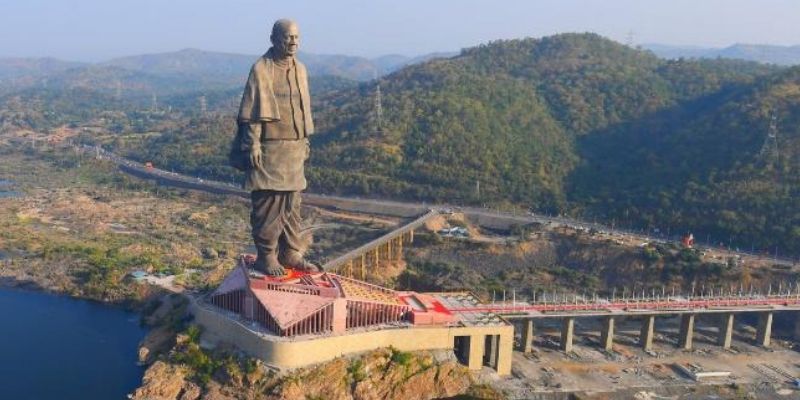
270, 19, 300, 59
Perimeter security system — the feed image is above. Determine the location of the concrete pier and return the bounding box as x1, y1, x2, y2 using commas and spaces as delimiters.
640, 316, 655, 350
467, 334, 485, 370
520, 320, 534, 353
600, 316, 615, 351
496, 332, 514, 376
755, 312, 773, 347
561, 317, 575, 352
717, 313, 734, 349
486, 335, 499, 368
678, 314, 695, 350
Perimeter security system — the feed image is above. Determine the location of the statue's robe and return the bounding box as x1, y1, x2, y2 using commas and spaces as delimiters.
237, 48, 314, 270
238, 48, 314, 192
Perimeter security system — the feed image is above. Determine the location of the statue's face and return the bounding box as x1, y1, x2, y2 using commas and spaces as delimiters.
272, 23, 300, 58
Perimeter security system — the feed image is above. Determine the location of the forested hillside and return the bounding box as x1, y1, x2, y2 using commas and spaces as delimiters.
308, 33, 798, 255
571, 65, 800, 255
308, 34, 775, 201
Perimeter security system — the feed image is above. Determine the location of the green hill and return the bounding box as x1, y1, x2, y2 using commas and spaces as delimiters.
571, 66, 800, 254
308, 34, 776, 205
306, 33, 800, 255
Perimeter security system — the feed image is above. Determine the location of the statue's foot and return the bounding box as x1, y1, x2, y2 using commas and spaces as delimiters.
265, 265, 286, 277
254, 253, 286, 276
295, 259, 322, 273
280, 250, 321, 273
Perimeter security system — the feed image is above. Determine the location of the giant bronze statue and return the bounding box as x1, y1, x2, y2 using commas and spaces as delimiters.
232, 19, 318, 276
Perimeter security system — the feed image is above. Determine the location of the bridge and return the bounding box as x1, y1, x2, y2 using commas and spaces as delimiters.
453, 292, 800, 354
323, 209, 439, 279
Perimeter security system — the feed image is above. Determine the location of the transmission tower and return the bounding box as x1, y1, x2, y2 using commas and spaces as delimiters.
199, 95, 208, 116
625, 30, 635, 48
374, 81, 384, 133
758, 113, 780, 165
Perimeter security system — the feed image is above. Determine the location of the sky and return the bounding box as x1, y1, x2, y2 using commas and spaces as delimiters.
1, 0, 799, 61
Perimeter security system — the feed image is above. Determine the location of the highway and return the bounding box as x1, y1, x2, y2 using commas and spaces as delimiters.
77, 143, 798, 268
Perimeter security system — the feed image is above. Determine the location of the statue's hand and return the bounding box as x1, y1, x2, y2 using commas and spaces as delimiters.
249, 145, 262, 169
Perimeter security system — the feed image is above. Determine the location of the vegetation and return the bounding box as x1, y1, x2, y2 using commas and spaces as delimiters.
3, 33, 799, 258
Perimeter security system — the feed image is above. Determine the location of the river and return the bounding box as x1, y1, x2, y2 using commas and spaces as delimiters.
0, 289, 147, 399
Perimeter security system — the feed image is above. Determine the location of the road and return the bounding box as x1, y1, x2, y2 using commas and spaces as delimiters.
76, 143, 798, 269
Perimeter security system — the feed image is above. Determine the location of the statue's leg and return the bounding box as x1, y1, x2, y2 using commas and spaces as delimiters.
250, 190, 286, 276
278, 192, 318, 271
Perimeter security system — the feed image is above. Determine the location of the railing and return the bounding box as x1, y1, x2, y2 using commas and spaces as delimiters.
447, 295, 800, 315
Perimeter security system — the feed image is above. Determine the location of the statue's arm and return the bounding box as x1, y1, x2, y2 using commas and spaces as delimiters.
241, 122, 262, 169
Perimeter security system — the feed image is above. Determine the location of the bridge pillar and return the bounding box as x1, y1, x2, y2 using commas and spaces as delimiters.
467, 334, 485, 370
373, 248, 380, 270
640, 315, 655, 351
755, 312, 773, 348
678, 314, 695, 350
600, 316, 615, 351
520, 320, 534, 353
560, 317, 575, 352
395, 236, 403, 260
408, 229, 414, 244
485, 335, 499, 368
361, 254, 366, 280
496, 330, 514, 376
717, 313, 734, 349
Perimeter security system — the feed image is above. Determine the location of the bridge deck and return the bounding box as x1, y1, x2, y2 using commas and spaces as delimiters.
447, 296, 800, 319
323, 210, 438, 271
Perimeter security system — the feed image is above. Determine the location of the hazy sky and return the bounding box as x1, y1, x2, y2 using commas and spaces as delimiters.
2, 0, 799, 61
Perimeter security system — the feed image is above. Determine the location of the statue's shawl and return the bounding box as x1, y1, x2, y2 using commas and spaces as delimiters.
237, 48, 315, 135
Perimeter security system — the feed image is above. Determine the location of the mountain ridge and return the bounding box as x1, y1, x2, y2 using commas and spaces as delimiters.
645, 43, 800, 65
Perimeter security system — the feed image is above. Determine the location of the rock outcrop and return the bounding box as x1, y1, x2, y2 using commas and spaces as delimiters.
132, 348, 475, 400
131, 361, 196, 400
271, 348, 472, 400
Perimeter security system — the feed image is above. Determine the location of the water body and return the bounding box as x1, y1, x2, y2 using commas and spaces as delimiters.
0, 289, 147, 400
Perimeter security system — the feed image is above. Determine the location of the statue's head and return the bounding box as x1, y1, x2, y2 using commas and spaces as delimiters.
271, 19, 300, 58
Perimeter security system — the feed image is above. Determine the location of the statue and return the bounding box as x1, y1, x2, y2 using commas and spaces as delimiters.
234, 19, 318, 276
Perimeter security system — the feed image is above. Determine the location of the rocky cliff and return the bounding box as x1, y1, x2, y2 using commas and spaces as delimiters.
132, 345, 497, 400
